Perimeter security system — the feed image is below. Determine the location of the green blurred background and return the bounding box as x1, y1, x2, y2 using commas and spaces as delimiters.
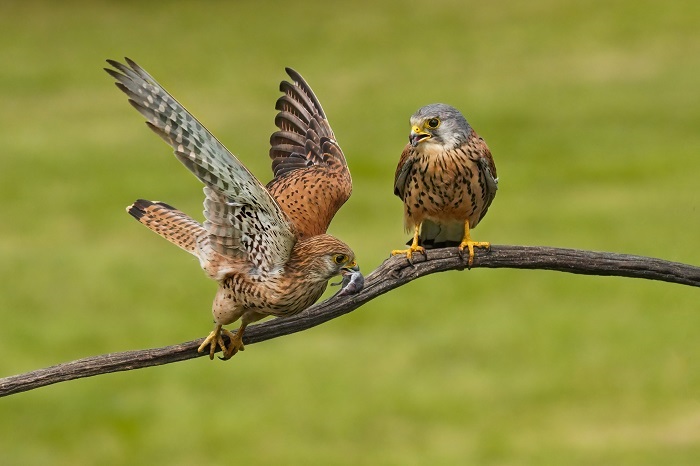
2, 1, 700, 464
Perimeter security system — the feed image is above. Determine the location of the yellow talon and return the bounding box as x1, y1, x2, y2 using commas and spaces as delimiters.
458, 220, 490, 267
391, 224, 425, 261
197, 324, 246, 360
221, 324, 247, 360
458, 240, 490, 267
391, 244, 425, 261
197, 324, 227, 360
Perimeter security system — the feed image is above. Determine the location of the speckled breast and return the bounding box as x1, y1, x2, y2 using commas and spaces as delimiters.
405, 148, 488, 227
222, 272, 328, 318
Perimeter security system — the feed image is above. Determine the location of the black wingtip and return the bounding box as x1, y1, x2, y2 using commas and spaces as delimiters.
282, 67, 326, 119
104, 67, 122, 79
285, 68, 307, 88
125, 57, 140, 71
105, 57, 143, 77
285, 67, 305, 85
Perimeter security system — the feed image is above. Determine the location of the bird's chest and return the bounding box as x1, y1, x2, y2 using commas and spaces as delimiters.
405, 151, 478, 216
220, 273, 269, 308
222, 271, 327, 317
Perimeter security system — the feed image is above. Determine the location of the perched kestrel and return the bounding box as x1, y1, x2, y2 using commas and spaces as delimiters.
105, 58, 359, 360
392, 103, 498, 266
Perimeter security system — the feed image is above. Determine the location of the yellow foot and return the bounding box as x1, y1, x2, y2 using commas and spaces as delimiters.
197, 325, 227, 360
391, 244, 426, 262
221, 329, 245, 361
458, 240, 491, 268
197, 326, 244, 360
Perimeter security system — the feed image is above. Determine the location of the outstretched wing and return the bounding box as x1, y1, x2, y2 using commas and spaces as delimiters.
106, 58, 296, 274
267, 68, 352, 239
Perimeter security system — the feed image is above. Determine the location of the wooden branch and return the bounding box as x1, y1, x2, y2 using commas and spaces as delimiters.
2, 245, 699, 397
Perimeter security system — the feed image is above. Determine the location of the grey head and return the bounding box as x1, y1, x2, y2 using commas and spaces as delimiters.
409, 103, 472, 151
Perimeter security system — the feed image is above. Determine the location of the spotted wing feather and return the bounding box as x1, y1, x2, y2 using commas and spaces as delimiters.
106, 58, 296, 273
267, 68, 352, 239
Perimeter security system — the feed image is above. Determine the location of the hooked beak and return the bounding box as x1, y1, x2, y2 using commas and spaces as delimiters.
340, 260, 359, 275
410, 125, 431, 147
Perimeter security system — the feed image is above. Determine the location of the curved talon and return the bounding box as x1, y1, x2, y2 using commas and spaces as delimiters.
458, 240, 490, 268
198, 324, 247, 361
220, 328, 245, 360
392, 224, 424, 262
457, 220, 490, 268
391, 245, 425, 262
197, 324, 224, 360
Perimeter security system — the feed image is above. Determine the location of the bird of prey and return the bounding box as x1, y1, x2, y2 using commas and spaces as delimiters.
392, 103, 498, 266
105, 58, 359, 360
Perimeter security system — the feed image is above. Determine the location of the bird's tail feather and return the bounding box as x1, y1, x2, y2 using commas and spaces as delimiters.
127, 199, 205, 256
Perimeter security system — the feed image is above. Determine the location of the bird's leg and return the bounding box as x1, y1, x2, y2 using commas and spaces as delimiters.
220, 323, 247, 360
391, 224, 425, 261
458, 220, 490, 267
197, 323, 228, 360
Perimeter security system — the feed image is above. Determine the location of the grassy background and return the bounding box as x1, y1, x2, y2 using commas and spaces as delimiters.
2, 0, 700, 464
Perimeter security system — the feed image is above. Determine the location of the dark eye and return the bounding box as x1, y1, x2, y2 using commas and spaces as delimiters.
333, 254, 348, 264
427, 118, 440, 128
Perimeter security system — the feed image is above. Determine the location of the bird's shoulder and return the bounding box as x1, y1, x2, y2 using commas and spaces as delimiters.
465, 131, 497, 178
394, 144, 417, 198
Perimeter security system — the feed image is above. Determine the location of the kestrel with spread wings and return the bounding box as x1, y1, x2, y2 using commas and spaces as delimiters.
105, 58, 359, 360
392, 103, 498, 266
